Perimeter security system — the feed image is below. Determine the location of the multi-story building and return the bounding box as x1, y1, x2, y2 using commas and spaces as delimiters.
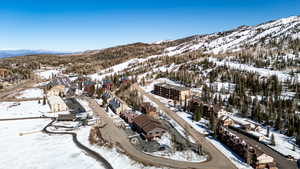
217, 127, 277, 169
47, 96, 68, 112
154, 83, 190, 101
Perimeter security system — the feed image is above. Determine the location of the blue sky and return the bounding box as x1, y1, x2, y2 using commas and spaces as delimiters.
0, 0, 299, 51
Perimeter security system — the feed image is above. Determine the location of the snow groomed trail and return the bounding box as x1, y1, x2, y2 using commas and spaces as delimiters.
43, 119, 114, 169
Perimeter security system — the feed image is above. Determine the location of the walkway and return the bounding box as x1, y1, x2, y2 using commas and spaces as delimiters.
43, 118, 114, 169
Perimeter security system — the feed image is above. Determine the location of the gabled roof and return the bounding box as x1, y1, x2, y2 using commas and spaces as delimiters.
133, 114, 166, 133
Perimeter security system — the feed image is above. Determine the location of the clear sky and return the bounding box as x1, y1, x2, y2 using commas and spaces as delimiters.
0, 0, 299, 51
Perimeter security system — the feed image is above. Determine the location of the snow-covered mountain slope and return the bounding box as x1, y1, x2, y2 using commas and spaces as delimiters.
163, 15, 300, 55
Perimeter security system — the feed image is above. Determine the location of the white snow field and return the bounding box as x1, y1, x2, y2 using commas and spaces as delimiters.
0, 101, 51, 118
0, 119, 102, 169
147, 133, 207, 162
0, 99, 170, 169
35, 69, 61, 79
16, 88, 44, 98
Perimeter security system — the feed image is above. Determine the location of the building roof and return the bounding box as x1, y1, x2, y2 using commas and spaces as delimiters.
109, 98, 121, 110
102, 79, 112, 84
49, 76, 71, 88
133, 114, 165, 133
58, 114, 76, 121
155, 83, 190, 91
48, 96, 66, 105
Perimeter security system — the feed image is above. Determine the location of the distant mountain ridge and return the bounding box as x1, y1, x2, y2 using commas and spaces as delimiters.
0, 49, 72, 58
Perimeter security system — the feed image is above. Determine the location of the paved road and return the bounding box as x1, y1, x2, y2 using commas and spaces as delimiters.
43, 118, 114, 169
87, 98, 236, 169
227, 128, 298, 169
132, 84, 237, 169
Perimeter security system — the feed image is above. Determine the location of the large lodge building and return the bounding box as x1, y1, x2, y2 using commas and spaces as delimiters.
154, 83, 190, 101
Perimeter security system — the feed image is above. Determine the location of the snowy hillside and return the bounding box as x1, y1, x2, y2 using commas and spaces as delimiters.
163, 15, 300, 55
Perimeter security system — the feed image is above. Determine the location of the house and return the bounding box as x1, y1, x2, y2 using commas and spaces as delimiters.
57, 114, 76, 121
83, 80, 96, 96
47, 96, 68, 112
48, 76, 72, 88
120, 76, 130, 84
47, 85, 65, 96
154, 83, 190, 101
102, 91, 112, 103
102, 79, 113, 90
140, 102, 159, 119
220, 116, 235, 127
108, 97, 129, 115
120, 111, 139, 124
132, 114, 166, 140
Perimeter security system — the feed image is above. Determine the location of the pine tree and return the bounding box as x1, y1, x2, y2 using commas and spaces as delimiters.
266, 126, 270, 137
194, 106, 201, 121
89, 85, 95, 97
184, 96, 187, 112
97, 88, 105, 98
296, 132, 300, 146
43, 96, 46, 105
271, 134, 276, 146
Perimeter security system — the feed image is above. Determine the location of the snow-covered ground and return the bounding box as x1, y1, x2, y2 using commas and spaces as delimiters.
176, 112, 210, 135
35, 69, 62, 79
0, 101, 51, 118
0, 99, 169, 169
148, 133, 207, 162
0, 119, 102, 169
209, 57, 294, 82
16, 88, 44, 98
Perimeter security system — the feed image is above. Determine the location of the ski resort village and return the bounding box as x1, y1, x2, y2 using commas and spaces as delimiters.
1, 14, 300, 169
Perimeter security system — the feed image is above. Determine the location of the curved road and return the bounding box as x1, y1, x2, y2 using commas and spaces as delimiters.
88, 98, 235, 169
132, 84, 237, 169
42, 119, 114, 169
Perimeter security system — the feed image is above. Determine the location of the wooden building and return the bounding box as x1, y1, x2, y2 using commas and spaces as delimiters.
217, 127, 277, 169
120, 111, 139, 124
154, 83, 190, 101
132, 114, 166, 140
